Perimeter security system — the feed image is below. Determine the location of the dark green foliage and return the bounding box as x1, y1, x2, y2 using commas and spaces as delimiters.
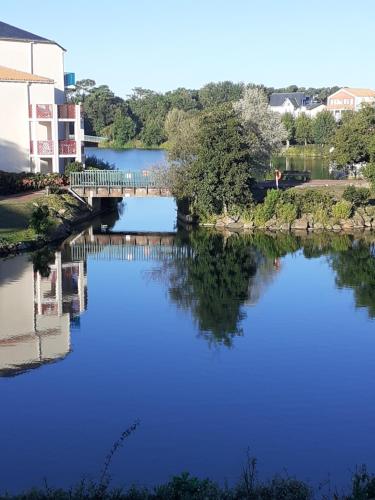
64, 161, 84, 175
331, 105, 375, 167
198, 81, 244, 108
161, 230, 261, 347
342, 186, 371, 206
83, 85, 123, 135
188, 104, 253, 216
295, 114, 313, 145
112, 109, 137, 146
313, 110, 337, 145
281, 112, 295, 145
362, 162, 375, 188
29, 205, 52, 236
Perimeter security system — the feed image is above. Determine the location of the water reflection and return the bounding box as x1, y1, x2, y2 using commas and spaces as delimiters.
0, 250, 86, 376
1, 229, 374, 376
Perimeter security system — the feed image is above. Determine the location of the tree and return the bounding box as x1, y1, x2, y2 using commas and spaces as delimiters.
331, 104, 375, 166
83, 85, 123, 135
313, 110, 337, 145
198, 81, 244, 108
281, 112, 295, 147
234, 87, 287, 169
111, 108, 136, 146
141, 118, 166, 146
181, 104, 253, 216
295, 113, 313, 145
66, 79, 96, 103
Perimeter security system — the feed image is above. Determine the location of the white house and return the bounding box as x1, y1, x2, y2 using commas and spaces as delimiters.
0, 21, 84, 174
269, 92, 326, 117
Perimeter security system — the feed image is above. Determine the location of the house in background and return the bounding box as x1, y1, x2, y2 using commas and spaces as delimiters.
0, 21, 84, 173
327, 88, 375, 121
269, 92, 326, 117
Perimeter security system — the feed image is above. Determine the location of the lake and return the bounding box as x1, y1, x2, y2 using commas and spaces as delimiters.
85, 147, 331, 180
0, 152, 374, 494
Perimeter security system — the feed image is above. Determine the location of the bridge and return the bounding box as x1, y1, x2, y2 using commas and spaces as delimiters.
70, 170, 171, 208
67, 231, 192, 262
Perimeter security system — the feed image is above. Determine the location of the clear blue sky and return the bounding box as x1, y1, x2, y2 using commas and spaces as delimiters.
2, 0, 375, 97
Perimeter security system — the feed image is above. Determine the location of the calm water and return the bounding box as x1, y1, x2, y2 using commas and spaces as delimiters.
85, 147, 331, 179
1, 197, 375, 493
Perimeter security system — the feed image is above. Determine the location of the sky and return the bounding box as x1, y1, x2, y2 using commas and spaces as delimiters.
2, 0, 375, 98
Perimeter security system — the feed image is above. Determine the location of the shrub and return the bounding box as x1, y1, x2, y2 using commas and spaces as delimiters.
253, 204, 271, 226
64, 161, 84, 174
313, 206, 330, 225
363, 162, 375, 188
277, 202, 298, 223
29, 204, 53, 236
332, 200, 352, 221
298, 189, 334, 214
342, 185, 370, 206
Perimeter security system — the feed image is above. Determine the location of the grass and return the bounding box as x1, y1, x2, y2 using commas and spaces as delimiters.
0, 193, 81, 245
0, 196, 39, 243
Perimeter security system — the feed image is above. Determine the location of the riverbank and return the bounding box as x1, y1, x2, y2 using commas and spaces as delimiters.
195, 184, 375, 232
0, 192, 110, 257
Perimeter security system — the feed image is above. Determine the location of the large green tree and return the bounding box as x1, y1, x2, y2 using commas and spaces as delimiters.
184, 104, 253, 216
281, 113, 295, 147
83, 85, 123, 135
313, 110, 337, 145
331, 105, 375, 166
198, 81, 244, 108
295, 113, 313, 145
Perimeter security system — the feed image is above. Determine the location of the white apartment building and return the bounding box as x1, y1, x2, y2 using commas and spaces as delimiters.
0, 21, 84, 174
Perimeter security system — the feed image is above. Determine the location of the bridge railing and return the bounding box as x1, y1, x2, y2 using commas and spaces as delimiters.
70, 170, 163, 189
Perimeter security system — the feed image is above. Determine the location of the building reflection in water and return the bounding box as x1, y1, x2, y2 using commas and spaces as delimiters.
0, 252, 86, 376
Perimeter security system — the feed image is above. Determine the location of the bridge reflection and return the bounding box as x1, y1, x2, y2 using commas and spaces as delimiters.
68, 229, 193, 262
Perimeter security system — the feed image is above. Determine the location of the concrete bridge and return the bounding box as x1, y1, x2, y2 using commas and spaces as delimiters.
67, 231, 192, 262
70, 170, 171, 208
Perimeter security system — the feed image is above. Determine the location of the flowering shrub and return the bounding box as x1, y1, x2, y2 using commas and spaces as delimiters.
0, 171, 68, 195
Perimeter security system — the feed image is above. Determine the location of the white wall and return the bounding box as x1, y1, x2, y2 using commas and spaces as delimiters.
0, 39, 31, 72
0, 81, 30, 171
32, 43, 65, 102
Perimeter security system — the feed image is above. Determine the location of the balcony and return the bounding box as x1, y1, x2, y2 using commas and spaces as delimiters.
37, 140, 54, 155
36, 104, 53, 119
59, 140, 76, 155
58, 104, 76, 119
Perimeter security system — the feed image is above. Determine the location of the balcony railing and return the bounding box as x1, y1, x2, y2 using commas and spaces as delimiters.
37, 140, 54, 155
58, 104, 76, 119
36, 104, 53, 119
59, 140, 76, 155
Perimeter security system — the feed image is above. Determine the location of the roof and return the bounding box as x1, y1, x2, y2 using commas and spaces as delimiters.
344, 88, 375, 97
0, 65, 53, 83
0, 21, 65, 50
307, 102, 325, 110
269, 92, 307, 108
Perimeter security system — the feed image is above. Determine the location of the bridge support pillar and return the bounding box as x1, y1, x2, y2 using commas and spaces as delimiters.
87, 196, 102, 212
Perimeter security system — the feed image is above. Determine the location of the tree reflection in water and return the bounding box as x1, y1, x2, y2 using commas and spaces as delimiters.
149, 230, 280, 347
149, 230, 375, 347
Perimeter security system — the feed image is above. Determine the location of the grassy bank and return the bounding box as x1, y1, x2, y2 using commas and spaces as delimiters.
282, 144, 330, 158
0, 193, 92, 253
